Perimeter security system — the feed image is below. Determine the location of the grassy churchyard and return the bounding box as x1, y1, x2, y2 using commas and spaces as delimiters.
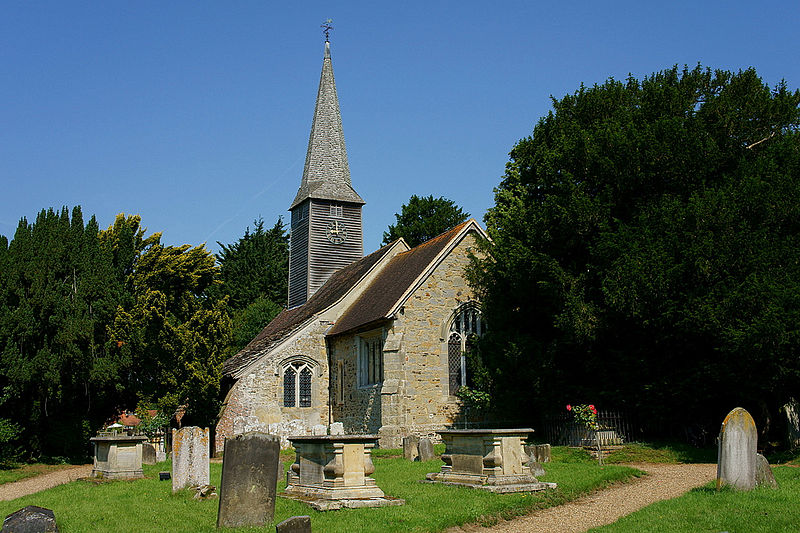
2, 444, 799, 532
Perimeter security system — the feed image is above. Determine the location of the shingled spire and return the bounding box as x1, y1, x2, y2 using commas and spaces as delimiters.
290, 40, 365, 209
287, 35, 365, 309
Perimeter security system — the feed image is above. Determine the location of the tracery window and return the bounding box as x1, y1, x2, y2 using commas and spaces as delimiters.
283, 361, 313, 407
448, 304, 483, 395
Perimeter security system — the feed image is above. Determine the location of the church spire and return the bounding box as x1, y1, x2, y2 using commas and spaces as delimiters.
290, 35, 364, 209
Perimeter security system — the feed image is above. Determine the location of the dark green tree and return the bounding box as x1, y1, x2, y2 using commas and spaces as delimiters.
215, 217, 289, 352
383, 195, 469, 247
216, 217, 289, 310
469, 65, 800, 438
0, 207, 123, 458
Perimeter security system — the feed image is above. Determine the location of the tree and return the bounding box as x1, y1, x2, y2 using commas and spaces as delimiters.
216, 217, 289, 310
215, 217, 289, 353
383, 195, 469, 247
469, 66, 800, 439
0, 207, 123, 458
109, 240, 231, 427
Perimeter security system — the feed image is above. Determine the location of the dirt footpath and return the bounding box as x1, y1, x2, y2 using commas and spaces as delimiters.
448, 463, 716, 533
0, 465, 93, 502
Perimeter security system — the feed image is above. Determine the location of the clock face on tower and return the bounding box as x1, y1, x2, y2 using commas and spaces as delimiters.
325, 220, 347, 244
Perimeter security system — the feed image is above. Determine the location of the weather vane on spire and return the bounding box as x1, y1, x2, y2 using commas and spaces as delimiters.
321, 19, 333, 42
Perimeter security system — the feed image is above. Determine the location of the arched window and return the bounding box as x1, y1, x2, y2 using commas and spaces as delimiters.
283, 361, 314, 408
447, 304, 483, 395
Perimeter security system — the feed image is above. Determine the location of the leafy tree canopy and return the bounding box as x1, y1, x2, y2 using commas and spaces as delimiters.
383, 195, 469, 247
469, 65, 800, 438
216, 217, 289, 311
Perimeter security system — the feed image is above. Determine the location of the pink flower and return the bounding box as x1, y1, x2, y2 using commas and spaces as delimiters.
566, 404, 572, 411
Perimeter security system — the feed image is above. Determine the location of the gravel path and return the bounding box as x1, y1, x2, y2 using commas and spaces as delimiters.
447, 463, 716, 533
0, 465, 93, 502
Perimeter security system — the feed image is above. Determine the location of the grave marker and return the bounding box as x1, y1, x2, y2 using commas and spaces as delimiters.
418, 438, 435, 461
275, 515, 311, 533
2, 506, 58, 533
217, 432, 281, 529
402, 435, 419, 461
716, 407, 757, 490
172, 426, 210, 492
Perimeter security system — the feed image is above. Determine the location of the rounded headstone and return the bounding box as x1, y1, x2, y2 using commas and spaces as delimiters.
716, 407, 757, 490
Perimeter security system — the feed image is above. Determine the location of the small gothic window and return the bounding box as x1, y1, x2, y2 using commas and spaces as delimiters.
330, 204, 343, 218
448, 304, 484, 395
283, 361, 314, 408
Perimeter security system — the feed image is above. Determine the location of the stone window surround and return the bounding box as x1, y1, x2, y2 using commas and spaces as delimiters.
441, 301, 483, 398
356, 328, 385, 389
280, 355, 319, 408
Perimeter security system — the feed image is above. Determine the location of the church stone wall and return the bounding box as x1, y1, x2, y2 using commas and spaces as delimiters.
379, 232, 480, 446
329, 232, 480, 448
329, 331, 384, 435
215, 321, 331, 451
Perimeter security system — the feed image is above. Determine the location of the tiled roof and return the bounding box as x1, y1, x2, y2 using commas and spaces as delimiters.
222, 242, 395, 378
327, 221, 471, 336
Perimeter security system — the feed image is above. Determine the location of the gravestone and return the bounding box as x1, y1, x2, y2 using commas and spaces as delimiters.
2, 505, 59, 533
156, 450, 166, 463
402, 435, 419, 461
524, 444, 551, 463
275, 515, 311, 533
329, 422, 344, 436
755, 453, 778, 489
217, 432, 281, 529
172, 426, 210, 492
311, 424, 327, 436
142, 443, 157, 465
716, 407, 757, 490
418, 438, 435, 461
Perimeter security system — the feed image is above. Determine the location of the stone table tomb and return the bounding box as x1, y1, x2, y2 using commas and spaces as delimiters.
425, 429, 556, 492
90, 434, 149, 480
282, 435, 404, 511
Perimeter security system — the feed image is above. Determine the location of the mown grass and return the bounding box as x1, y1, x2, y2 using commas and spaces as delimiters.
0, 454, 639, 532
590, 467, 800, 533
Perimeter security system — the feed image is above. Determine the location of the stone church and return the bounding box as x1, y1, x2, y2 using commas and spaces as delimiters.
216, 40, 487, 451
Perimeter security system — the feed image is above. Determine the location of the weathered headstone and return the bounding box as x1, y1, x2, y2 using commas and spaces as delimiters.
329, 422, 344, 436
275, 515, 311, 533
156, 450, 167, 463
402, 435, 419, 461
217, 432, 281, 529
311, 424, 327, 436
524, 444, 551, 463
2, 506, 59, 533
172, 426, 210, 492
755, 453, 778, 489
782, 400, 800, 448
716, 407, 757, 490
142, 443, 157, 465
418, 438, 435, 461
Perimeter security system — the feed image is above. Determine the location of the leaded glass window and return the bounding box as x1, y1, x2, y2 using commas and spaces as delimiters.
448, 304, 484, 396
299, 367, 312, 407
283, 361, 313, 408
283, 366, 297, 407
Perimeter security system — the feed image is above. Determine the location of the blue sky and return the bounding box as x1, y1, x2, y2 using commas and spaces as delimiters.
2, 1, 798, 254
